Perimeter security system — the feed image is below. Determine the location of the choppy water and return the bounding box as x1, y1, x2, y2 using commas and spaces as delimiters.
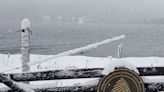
0, 21, 164, 57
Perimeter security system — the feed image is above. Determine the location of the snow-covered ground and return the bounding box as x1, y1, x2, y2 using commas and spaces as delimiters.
1, 54, 164, 90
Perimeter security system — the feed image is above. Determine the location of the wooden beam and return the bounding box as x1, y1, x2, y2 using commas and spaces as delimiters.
137, 67, 164, 76
34, 85, 97, 92
114, 67, 164, 76
9, 68, 103, 82
1, 67, 164, 92
3, 67, 164, 82
0, 74, 26, 92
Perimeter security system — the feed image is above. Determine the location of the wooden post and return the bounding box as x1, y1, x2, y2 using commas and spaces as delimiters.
117, 43, 123, 58
21, 18, 31, 82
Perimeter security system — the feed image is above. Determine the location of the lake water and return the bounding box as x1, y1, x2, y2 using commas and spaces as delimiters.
0, 21, 164, 57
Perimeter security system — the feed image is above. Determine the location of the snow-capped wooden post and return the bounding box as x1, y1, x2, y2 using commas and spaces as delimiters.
21, 18, 31, 76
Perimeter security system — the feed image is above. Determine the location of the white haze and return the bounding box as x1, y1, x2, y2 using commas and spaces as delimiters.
0, 0, 164, 24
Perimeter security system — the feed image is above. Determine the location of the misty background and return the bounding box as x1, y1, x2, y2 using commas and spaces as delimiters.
0, 0, 164, 57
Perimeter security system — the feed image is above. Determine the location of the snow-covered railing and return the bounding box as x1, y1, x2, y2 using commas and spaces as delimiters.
1, 67, 164, 92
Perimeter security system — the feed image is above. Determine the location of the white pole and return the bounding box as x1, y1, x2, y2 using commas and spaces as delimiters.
21, 18, 31, 73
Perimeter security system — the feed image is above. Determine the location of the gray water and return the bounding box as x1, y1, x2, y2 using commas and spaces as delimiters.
1, 21, 164, 57
1, 0, 164, 57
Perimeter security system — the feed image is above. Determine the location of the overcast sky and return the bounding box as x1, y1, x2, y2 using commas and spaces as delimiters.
0, 0, 164, 23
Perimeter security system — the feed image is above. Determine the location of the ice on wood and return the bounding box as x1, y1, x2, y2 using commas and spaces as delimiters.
21, 18, 31, 30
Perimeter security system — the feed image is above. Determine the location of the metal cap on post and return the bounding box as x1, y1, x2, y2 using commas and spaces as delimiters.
21, 18, 31, 75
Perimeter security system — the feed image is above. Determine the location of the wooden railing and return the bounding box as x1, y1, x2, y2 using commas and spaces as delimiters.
1, 67, 164, 92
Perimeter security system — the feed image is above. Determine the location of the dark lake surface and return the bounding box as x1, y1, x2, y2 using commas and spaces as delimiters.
0, 21, 164, 57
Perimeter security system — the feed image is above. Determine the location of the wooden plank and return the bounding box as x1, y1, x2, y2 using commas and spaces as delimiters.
114, 67, 164, 76
1, 67, 164, 92
137, 67, 164, 76
3, 67, 164, 82
34, 85, 97, 92
9, 68, 103, 82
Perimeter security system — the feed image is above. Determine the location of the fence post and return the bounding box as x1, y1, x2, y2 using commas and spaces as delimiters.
21, 18, 31, 82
